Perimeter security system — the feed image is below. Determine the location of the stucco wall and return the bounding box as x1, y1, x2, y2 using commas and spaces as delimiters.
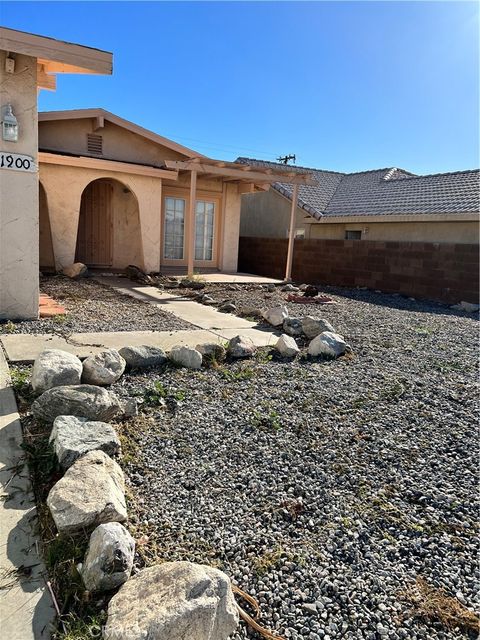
39, 182, 55, 270
240, 189, 306, 238
308, 220, 480, 244
0, 51, 39, 320
39, 163, 162, 273
39, 118, 186, 167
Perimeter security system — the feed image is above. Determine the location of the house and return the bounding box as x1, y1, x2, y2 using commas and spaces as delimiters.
0, 26, 112, 320
239, 159, 480, 244
37, 110, 312, 280
0, 26, 312, 321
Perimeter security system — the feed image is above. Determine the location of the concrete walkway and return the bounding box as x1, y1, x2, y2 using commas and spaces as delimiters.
0, 349, 54, 638
1, 276, 280, 363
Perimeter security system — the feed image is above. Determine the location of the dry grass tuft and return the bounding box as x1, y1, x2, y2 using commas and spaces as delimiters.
401, 577, 480, 635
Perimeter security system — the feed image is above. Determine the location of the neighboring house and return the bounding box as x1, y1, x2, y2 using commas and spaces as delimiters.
239, 158, 480, 244
37, 110, 310, 276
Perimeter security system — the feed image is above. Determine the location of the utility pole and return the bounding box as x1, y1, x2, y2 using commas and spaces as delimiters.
276, 154, 296, 165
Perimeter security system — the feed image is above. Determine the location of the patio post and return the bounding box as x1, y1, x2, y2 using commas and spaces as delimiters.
284, 183, 299, 281
187, 169, 197, 276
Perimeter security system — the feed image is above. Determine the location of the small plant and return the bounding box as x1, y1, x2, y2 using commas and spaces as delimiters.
9, 366, 34, 403
255, 349, 273, 364
142, 380, 168, 406
3, 320, 16, 333
251, 408, 282, 431
53, 314, 68, 324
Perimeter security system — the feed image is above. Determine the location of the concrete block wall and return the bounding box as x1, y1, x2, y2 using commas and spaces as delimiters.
238, 237, 479, 304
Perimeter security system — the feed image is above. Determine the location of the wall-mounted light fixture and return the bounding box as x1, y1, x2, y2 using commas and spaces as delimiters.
1, 104, 19, 142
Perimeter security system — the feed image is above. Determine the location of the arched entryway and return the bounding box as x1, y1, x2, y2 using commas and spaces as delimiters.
39, 182, 55, 272
75, 178, 143, 269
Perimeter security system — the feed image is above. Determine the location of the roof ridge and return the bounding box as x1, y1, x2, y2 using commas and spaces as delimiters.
236, 157, 345, 176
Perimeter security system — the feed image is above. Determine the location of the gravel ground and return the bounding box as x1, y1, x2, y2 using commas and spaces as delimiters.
110, 287, 479, 640
0, 276, 195, 335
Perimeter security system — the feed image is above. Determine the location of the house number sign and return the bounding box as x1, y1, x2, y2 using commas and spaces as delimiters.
0, 151, 36, 172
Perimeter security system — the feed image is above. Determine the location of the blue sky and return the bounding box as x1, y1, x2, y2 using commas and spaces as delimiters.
2, 1, 478, 173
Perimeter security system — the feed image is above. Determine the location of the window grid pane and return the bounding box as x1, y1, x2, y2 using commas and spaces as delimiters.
164, 197, 185, 259
195, 200, 215, 261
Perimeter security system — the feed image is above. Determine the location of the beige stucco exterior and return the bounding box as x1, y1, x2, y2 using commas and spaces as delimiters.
240, 186, 479, 244
37, 113, 245, 276
0, 51, 39, 320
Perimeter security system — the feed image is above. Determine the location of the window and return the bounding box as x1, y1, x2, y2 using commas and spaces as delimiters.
164, 197, 185, 259
87, 133, 103, 155
195, 201, 215, 261
345, 230, 362, 240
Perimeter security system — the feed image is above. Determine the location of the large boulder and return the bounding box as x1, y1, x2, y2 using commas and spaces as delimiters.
31, 349, 83, 394
283, 317, 303, 337
169, 346, 202, 370
104, 561, 239, 640
196, 343, 226, 364
82, 349, 126, 385
275, 334, 300, 358
62, 262, 88, 279
308, 331, 348, 358
118, 345, 167, 369
46, 450, 127, 534
81, 522, 135, 593
49, 415, 121, 469
31, 385, 122, 423
302, 316, 335, 339
262, 305, 289, 327
227, 335, 256, 358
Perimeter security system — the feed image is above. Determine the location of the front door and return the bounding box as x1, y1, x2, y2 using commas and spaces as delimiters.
76, 180, 113, 267
162, 194, 218, 269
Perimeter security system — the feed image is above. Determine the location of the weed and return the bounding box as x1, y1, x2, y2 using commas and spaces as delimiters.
142, 380, 168, 406
255, 349, 273, 364
400, 577, 480, 635
380, 380, 406, 402
253, 547, 285, 576
219, 366, 254, 382
53, 314, 68, 324
10, 366, 33, 402
251, 409, 282, 431
3, 319, 16, 333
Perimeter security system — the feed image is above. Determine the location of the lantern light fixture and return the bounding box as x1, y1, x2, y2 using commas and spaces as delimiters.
2, 104, 19, 142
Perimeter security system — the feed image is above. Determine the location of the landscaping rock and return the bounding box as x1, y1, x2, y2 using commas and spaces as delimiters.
32, 384, 122, 423
62, 262, 88, 279
200, 294, 216, 305
227, 335, 256, 358
169, 346, 202, 370
451, 301, 480, 313
282, 283, 298, 292
266, 283, 276, 292
125, 264, 152, 284
262, 305, 289, 326
283, 317, 303, 336
81, 522, 135, 593
104, 561, 239, 640
275, 334, 300, 358
46, 450, 127, 533
121, 397, 139, 418
31, 349, 83, 394
308, 331, 348, 358
302, 315, 335, 338
238, 306, 263, 319
82, 349, 126, 385
118, 345, 167, 369
179, 277, 205, 290
164, 279, 180, 289
196, 343, 226, 364
219, 302, 237, 313
49, 415, 121, 469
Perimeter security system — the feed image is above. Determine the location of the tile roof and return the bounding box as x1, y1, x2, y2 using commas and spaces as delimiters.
236, 158, 480, 219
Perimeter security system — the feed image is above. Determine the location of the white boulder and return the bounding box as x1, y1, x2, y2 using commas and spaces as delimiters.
49, 415, 121, 469
62, 262, 88, 279
227, 335, 256, 358
31, 349, 83, 394
82, 349, 126, 385
31, 385, 122, 423
262, 305, 289, 327
275, 334, 300, 358
104, 561, 239, 640
169, 346, 203, 370
308, 331, 348, 358
302, 316, 335, 339
81, 522, 135, 593
46, 450, 127, 533
451, 301, 480, 313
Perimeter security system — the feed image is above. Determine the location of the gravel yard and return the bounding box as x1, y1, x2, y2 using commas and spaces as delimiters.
0, 276, 195, 335
110, 287, 479, 640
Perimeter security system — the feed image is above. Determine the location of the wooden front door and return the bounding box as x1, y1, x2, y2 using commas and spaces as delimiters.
76, 180, 113, 267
